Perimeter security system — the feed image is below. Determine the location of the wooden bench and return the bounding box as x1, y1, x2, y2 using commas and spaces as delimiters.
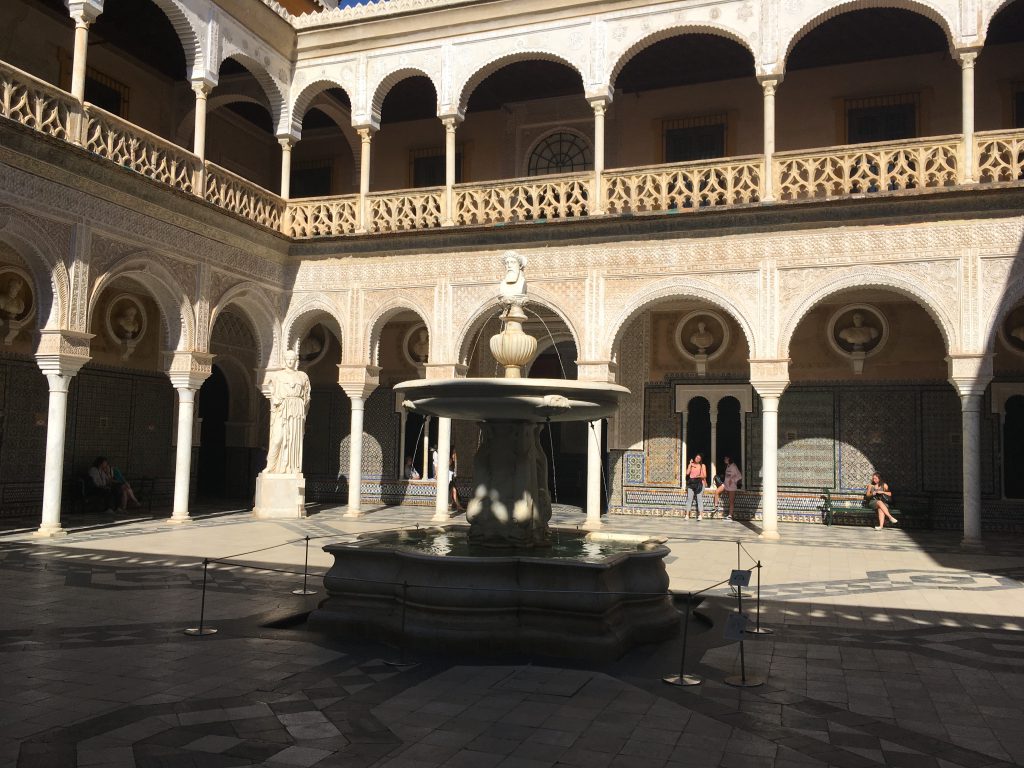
821, 488, 900, 527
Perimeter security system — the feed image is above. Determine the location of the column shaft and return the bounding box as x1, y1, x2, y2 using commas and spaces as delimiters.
961, 393, 983, 544
433, 416, 452, 522
960, 53, 977, 183
37, 374, 72, 537
591, 101, 606, 214
192, 85, 209, 160
279, 138, 294, 199
71, 20, 90, 102
422, 416, 431, 480
585, 419, 603, 529
171, 388, 196, 522
760, 395, 780, 539
761, 80, 777, 201
357, 129, 373, 232
709, 409, 719, 483
443, 118, 457, 226
346, 397, 366, 517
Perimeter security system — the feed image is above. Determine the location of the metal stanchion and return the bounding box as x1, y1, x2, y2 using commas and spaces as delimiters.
385, 581, 416, 668
291, 536, 317, 596
725, 574, 764, 687
663, 592, 701, 686
184, 559, 218, 636
746, 560, 773, 635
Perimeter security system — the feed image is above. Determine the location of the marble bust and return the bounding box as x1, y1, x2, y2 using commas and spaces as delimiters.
116, 305, 141, 339
410, 328, 429, 363
689, 321, 714, 353
0, 276, 25, 318
838, 312, 879, 350
499, 251, 527, 306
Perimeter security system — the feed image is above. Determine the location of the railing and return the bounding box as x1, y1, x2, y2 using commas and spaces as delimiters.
5, 60, 1024, 241
287, 194, 359, 237
204, 162, 284, 231
367, 186, 443, 232
774, 136, 961, 201
604, 157, 762, 214
453, 172, 591, 225
976, 129, 1024, 184
82, 106, 198, 195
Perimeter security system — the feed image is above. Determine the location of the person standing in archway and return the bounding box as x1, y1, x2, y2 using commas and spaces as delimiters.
683, 454, 707, 521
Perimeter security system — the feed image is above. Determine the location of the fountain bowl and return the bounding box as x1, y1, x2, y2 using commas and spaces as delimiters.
310, 525, 680, 660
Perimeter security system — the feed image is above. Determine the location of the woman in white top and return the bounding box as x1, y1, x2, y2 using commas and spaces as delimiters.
712, 456, 742, 520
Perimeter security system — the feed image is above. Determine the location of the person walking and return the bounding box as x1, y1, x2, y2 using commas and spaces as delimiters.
683, 454, 707, 520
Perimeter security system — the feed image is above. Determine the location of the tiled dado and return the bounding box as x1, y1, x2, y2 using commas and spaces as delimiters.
305, 476, 472, 508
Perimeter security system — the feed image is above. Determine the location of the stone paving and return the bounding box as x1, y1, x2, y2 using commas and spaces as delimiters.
1, 503, 1023, 767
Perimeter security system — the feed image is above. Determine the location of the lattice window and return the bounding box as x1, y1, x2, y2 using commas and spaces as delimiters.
59, 51, 130, 118
409, 145, 463, 188
527, 131, 592, 176
662, 113, 728, 163
844, 93, 919, 144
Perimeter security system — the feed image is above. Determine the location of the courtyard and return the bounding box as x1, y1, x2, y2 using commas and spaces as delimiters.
1, 506, 1022, 768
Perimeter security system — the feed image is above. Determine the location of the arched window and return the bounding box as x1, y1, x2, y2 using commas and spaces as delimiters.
527, 131, 593, 176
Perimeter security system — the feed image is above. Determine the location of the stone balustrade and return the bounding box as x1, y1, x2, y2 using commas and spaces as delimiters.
774, 136, 961, 201
3, 60, 1023, 241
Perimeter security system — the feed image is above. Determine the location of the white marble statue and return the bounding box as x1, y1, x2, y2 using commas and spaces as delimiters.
499, 251, 527, 306
265, 349, 312, 474
410, 328, 429, 362
116, 305, 141, 339
689, 321, 714, 353
0, 276, 25, 317
838, 312, 879, 350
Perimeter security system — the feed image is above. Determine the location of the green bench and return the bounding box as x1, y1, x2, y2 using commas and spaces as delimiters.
821, 488, 900, 527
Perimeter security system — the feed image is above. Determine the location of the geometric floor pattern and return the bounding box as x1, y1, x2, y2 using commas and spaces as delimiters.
2, 503, 1023, 767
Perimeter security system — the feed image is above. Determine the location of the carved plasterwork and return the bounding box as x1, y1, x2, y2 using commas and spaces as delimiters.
0, 204, 71, 330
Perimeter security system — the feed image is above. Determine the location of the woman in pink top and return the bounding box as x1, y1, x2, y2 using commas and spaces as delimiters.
683, 454, 707, 520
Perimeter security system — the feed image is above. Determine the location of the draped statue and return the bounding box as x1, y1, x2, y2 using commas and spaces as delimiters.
265, 350, 311, 474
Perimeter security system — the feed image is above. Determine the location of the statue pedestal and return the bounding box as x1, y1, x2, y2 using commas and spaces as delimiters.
253, 473, 306, 519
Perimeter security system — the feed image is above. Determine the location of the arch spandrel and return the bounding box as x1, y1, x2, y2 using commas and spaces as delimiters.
0, 207, 70, 331
777, 265, 960, 359
603, 276, 760, 363
779, 0, 960, 68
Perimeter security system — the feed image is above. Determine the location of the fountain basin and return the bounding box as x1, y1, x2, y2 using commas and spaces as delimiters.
397, 377, 629, 423
310, 526, 680, 659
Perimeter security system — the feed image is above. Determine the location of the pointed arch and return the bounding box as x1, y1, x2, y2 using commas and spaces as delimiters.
216, 53, 287, 135
281, 294, 345, 357
88, 255, 195, 352
607, 24, 757, 87
365, 295, 432, 368
369, 67, 440, 122
149, 0, 203, 80
605, 276, 758, 363
455, 51, 586, 117
781, 0, 957, 68
982, 0, 1023, 41
291, 79, 356, 133
778, 267, 957, 358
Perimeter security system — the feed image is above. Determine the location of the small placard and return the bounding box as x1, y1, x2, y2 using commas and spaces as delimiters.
729, 569, 751, 587
724, 612, 748, 641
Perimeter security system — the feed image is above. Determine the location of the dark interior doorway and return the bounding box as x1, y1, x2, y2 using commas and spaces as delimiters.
405, 414, 438, 479
197, 365, 228, 498
716, 397, 743, 478
1005, 396, 1024, 499
686, 398, 711, 466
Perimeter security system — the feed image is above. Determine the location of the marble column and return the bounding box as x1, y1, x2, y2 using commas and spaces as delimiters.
589, 97, 610, 214
70, 16, 92, 102
191, 80, 212, 190
346, 396, 367, 517
759, 393, 781, 539
356, 127, 375, 233
278, 137, 295, 199
422, 415, 431, 480
433, 416, 452, 522
960, 392, 984, 546
709, 405, 719, 483
35, 335, 91, 538
168, 364, 211, 524
441, 116, 461, 226
585, 419, 603, 529
959, 51, 978, 183
759, 77, 779, 202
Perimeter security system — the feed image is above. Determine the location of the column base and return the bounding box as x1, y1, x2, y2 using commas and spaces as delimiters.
33, 525, 67, 538
582, 517, 603, 531
960, 536, 984, 551
253, 473, 307, 519
759, 529, 781, 541
168, 515, 193, 525
343, 508, 365, 519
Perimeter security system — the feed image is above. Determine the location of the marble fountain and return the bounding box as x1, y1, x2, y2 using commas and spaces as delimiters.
310, 253, 679, 659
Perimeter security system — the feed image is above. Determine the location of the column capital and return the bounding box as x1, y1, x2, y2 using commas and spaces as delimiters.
749, 358, 790, 397
423, 363, 467, 380
338, 364, 380, 400
35, 329, 93, 377
354, 123, 379, 140
439, 113, 465, 129
277, 135, 296, 151
165, 351, 214, 390
947, 354, 993, 397
954, 47, 981, 67
585, 86, 613, 106
67, 1, 103, 24
191, 78, 216, 98
757, 74, 783, 92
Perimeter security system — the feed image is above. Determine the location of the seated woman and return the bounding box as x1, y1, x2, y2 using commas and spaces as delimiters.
403, 456, 421, 480
88, 456, 140, 512
866, 472, 897, 530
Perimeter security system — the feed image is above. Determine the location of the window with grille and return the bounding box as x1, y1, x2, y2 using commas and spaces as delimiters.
663, 114, 728, 163
59, 52, 130, 118
409, 146, 463, 188
845, 93, 919, 144
527, 131, 593, 176
291, 160, 332, 198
